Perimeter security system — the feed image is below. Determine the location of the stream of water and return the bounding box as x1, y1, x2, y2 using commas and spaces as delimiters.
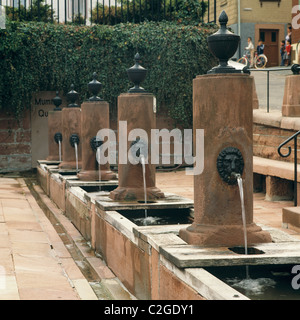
140, 155, 148, 221
74, 142, 78, 173
97, 146, 101, 191
58, 140, 62, 162
232, 175, 277, 296
236, 175, 248, 256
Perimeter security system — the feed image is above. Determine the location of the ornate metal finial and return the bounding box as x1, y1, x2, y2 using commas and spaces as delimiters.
207, 10, 241, 74
52, 91, 62, 111
127, 53, 147, 93
88, 72, 103, 101
219, 10, 228, 27
67, 84, 79, 108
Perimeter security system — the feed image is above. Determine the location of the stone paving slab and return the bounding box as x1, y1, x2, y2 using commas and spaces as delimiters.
30, 181, 136, 301
160, 241, 300, 268
0, 177, 98, 300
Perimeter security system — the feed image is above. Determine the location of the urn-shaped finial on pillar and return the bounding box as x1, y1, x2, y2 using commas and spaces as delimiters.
67, 84, 79, 108
88, 72, 103, 101
53, 91, 62, 111
127, 53, 147, 93
207, 10, 241, 74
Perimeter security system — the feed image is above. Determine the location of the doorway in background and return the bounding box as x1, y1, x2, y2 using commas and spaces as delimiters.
259, 29, 279, 67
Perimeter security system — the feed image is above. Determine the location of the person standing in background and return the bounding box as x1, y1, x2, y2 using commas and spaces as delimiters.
285, 39, 291, 66
280, 40, 286, 66
245, 37, 254, 67
286, 26, 292, 46
257, 40, 265, 55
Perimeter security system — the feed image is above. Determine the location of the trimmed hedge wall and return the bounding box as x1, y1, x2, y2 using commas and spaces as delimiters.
0, 21, 217, 126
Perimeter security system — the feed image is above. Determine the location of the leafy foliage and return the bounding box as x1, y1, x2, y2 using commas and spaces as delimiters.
4, 0, 53, 23
91, 0, 208, 26
0, 20, 217, 126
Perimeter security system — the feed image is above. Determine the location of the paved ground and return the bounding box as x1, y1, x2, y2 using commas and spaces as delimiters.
251, 66, 292, 111
156, 170, 300, 240
0, 176, 98, 300
0, 169, 299, 300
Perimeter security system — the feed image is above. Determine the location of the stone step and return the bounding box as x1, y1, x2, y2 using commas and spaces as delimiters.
253, 156, 300, 181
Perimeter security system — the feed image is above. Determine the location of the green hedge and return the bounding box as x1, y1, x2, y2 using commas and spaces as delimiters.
0, 21, 217, 126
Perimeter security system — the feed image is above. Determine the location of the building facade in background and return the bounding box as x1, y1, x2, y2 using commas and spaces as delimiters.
207, 0, 292, 66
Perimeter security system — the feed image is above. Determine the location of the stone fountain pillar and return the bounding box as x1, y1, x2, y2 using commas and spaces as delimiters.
282, 64, 300, 117
58, 85, 82, 170
77, 73, 116, 181
179, 11, 271, 247
109, 53, 164, 201
47, 91, 63, 161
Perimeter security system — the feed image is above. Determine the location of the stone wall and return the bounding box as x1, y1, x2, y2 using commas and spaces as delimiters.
0, 109, 31, 173
0, 95, 188, 173
253, 110, 300, 163
253, 123, 300, 162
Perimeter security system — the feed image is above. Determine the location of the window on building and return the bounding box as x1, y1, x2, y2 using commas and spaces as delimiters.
259, 0, 281, 7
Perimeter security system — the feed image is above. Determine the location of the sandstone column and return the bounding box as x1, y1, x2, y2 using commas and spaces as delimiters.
59, 85, 82, 170
77, 101, 116, 181
109, 53, 164, 201
77, 73, 116, 181
109, 93, 164, 201
47, 92, 63, 161
179, 10, 271, 246
179, 74, 271, 246
282, 68, 300, 116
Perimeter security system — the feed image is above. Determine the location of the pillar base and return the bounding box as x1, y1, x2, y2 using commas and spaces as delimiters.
58, 161, 82, 170
77, 170, 117, 181
282, 105, 300, 117
179, 223, 272, 247
109, 186, 164, 201
282, 75, 300, 117
46, 155, 60, 161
